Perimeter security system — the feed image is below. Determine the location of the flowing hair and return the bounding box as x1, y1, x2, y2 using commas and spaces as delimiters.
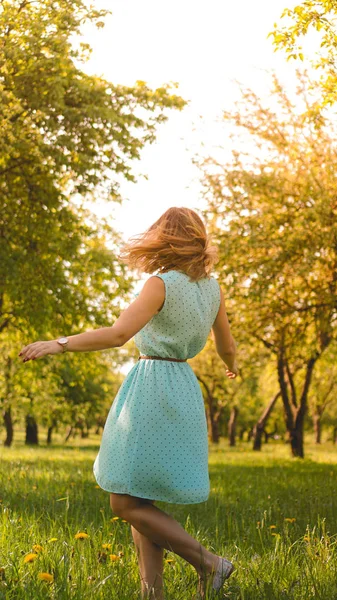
119, 206, 219, 281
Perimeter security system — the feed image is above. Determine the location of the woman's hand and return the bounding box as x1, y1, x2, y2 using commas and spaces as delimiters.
225, 366, 239, 379
18, 340, 63, 363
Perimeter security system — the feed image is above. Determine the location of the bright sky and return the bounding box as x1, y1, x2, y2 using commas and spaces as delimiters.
77, 0, 301, 241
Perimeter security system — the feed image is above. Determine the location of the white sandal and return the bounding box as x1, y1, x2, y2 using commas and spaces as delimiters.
196, 557, 234, 598
211, 556, 234, 592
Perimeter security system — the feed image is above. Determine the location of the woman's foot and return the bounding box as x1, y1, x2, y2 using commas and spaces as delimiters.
197, 555, 234, 598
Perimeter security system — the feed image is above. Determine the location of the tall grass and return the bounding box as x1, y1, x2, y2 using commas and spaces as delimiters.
0, 435, 336, 599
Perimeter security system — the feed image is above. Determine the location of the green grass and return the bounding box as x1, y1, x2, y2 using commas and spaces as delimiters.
0, 435, 337, 599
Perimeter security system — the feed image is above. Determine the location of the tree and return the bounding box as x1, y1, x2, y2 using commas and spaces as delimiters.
269, 1, 337, 108
0, 0, 185, 443
0, 0, 185, 336
200, 70, 337, 457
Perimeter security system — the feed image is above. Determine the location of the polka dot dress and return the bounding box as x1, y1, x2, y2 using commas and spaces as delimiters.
93, 270, 221, 504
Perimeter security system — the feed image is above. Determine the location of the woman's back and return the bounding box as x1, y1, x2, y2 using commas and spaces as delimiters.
93, 270, 221, 504
134, 270, 221, 360
93, 206, 237, 506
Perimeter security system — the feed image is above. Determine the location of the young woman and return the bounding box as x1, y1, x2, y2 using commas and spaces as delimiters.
19, 207, 239, 600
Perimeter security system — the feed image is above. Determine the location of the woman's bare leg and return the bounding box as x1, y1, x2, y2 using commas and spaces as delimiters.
110, 494, 221, 586
131, 523, 164, 600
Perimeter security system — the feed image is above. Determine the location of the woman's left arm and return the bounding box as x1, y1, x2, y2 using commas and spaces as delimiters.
18, 276, 165, 363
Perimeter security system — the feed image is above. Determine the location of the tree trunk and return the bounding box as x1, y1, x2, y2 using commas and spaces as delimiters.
3, 356, 13, 446
3, 407, 13, 447
209, 414, 220, 443
253, 426, 263, 451
47, 425, 53, 445
289, 426, 304, 458
253, 391, 281, 451
197, 375, 221, 444
313, 414, 321, 444
81, 425, 90, 439
228, 406, 238, 447
278, 351, 317, 459
64, 426, 73, 442
25, 415, 39, 445
46, 419, 57, 444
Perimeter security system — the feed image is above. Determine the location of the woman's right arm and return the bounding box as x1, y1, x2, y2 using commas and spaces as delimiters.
211, 286, 238, 376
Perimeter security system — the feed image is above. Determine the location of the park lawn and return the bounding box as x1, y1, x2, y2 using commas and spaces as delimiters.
0, 435, 336, 600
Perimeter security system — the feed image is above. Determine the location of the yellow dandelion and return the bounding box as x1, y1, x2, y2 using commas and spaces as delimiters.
304, 536, 310, 542
74, 532, 89, 540
95, 485, 100, 489
47, 538, 58, 543
285, 518, 296, 523
32, 544, 44, 553
111, 517, 119, 521
165, 558, 174, 563
256, 521, 261, 528
23, 553, 38, 564
271, 533, 278, 537
102, 543, 112, 550
38, 572, 54, 583
109, 554, 120, 562
269, 525, 277, 529
121, 519, 128, 523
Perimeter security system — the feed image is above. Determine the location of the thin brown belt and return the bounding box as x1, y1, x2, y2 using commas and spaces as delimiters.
138, 355, 187, 363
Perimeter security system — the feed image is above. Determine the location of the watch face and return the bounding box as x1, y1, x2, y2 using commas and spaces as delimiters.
58, 337, 68, 344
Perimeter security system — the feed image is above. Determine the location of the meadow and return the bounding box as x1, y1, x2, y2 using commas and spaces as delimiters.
0, 434, 336, 600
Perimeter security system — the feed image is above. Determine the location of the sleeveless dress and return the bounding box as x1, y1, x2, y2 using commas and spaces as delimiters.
93, 269, 221, 504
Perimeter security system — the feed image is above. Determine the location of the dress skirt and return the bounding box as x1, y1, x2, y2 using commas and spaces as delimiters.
93, 359, 210, 504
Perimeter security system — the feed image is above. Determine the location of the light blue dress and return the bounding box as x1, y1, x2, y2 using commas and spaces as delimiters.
93, 269, 221, 504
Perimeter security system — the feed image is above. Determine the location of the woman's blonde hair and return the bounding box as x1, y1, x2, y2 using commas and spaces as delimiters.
119, 206, 219, 281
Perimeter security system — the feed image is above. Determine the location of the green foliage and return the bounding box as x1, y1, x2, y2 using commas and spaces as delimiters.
200, 69, 337, 456
0, 0, 186, 441
0, 329, 128, 443
0, 0, 185, 336
269, 1, 337, 107
0, 0, 185, 199
0, 440, 336, 598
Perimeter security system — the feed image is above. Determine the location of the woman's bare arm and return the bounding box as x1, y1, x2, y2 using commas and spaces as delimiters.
211, 286, 238, 374
18, 277, 165, 362
65, 276, 165, 352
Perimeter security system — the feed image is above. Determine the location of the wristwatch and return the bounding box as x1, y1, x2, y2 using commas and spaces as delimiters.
57, 336, 69, 353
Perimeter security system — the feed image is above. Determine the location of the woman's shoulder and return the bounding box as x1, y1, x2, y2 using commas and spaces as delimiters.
154, 270, 219, 285
153, 269, 183, 282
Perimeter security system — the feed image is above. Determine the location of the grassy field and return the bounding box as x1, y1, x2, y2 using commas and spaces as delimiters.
0, 434, 336, 600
